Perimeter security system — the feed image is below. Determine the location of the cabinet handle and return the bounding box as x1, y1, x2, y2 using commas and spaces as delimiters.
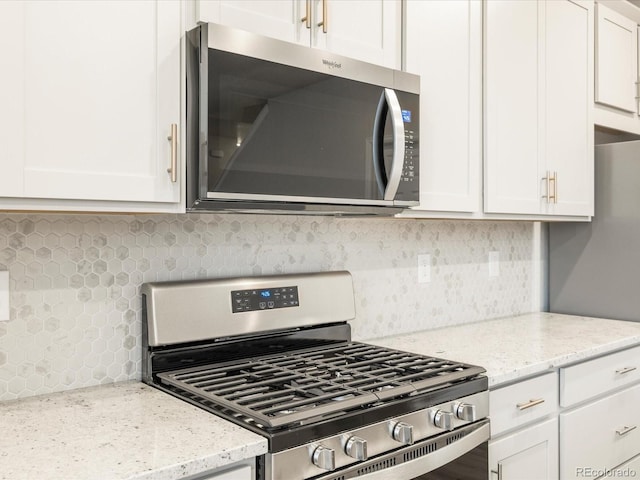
301, 0, 311, 28
491, 463, 503, 480
549, 171, 557, 204
616, 425, 637, 436
615, 366, 637, 375
317, 0, 327, 33
541, 172, 550, 203
167, 123, 178, 183
516, 398, 545, 410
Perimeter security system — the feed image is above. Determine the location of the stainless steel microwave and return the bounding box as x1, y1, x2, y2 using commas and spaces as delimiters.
186, 23, 419, 215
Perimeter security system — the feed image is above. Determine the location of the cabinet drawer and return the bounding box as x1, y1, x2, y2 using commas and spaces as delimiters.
560, 383, 640, 480
561, 345, 640, 407
490, 372, 558, 436
616, 453, 640, 477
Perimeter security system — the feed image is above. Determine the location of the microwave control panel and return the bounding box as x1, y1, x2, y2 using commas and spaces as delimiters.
403, 129, 417, 183
231, 286, 299, 313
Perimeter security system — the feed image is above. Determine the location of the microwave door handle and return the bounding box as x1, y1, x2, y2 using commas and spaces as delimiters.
382, 88, 405, 201
372, 91, 389, 197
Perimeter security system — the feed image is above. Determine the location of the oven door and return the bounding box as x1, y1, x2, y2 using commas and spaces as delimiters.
317, 420, 490, 480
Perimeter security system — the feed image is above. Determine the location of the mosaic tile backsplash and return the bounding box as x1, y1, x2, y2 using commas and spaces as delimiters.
0, 214, 534, 400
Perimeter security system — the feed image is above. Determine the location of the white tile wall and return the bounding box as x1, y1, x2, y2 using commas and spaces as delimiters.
0, 213, 534, 400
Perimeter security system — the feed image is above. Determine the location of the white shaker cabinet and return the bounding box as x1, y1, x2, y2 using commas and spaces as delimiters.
197, 0, 400, 68
484, 0, 593, 218
404, 0, 482, 214
593, 1, 640, 135
489, 418, 559, 480
488, 372, 559, 480
0, 1, 24, 198
559, 345, 640, 480
595, 3, 637, 113
0, 0, 182, 212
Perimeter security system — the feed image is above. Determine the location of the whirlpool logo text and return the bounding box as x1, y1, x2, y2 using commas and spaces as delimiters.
322, 59, 342, 69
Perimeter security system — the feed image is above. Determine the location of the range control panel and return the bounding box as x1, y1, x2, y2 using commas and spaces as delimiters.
231, 286, 299, 313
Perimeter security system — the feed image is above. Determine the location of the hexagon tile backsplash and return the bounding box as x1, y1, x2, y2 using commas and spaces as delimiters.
0, 213, 534, 400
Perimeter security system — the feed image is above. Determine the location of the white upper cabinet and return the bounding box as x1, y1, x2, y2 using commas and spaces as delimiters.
197, 0, 400, 68
593, 1, 640, 135
595, 3, 637, 113
484, 0, 593, 218
404, 0, 482, 214
0, 1, 24, 198
544, 0, 594, 217
484, 0, 540, 215
0, 0, 181, 212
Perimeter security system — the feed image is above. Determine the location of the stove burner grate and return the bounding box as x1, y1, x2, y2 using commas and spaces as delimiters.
157, 342, 484, 428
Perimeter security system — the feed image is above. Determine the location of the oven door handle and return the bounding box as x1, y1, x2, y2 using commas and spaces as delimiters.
356, 422, 490, 480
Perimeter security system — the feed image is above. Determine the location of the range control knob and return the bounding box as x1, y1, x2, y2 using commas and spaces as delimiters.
345, 436, 368, 461
312, 446, 335, 471
392, 421, 414, 445
455, 402, 477, 422
433, 410, 455, 431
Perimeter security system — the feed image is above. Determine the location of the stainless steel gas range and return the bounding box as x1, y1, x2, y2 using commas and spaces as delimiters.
142, 271, 489, 480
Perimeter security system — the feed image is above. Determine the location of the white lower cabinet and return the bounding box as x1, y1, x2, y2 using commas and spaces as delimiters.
560, 383, 640, 480
489, 372, 559, 479
489, 417, 559, 480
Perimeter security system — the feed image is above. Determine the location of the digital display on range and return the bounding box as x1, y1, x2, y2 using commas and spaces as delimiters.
231, 286, 299, 313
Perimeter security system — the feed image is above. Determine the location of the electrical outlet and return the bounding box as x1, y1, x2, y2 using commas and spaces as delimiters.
489, 251, 500, 277
418, 254, 431, 283
0, 271, 9, 321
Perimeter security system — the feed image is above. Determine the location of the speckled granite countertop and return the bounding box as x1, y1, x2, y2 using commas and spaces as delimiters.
0, 381, 267, 480
368, 312, 640, 387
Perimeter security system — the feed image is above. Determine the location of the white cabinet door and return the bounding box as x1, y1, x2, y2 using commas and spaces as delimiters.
489, 417, 559, 480
0, 1, 24, 198
544, 0, 594, 217
405, 0, 481, 213
595, 3, 638, 113
198, 0, 309, 46
485, 0, 593, 218
313, 0, 400, 68
484, 0, 541, 215
20, 0, 180, 204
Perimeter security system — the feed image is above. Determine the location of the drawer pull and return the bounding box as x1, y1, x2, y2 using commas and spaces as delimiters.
615, 366, 637, 375
616, 425, 637, 436
516, 398, 545, 410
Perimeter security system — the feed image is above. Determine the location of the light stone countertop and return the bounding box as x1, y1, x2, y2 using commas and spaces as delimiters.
0, 381, 267, 480
368, 312, 640, 387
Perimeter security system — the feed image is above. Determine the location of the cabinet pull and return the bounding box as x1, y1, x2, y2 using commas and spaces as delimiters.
516, 398, 545, 410
616, 425, 637, 436
549, 171, 557, 204
167, 123, 178, 183
491, 463, 503, 480
615, 366, 637, 375
541, 172, 550, 203
301, 0, 311, 28
317, 0, 327, 33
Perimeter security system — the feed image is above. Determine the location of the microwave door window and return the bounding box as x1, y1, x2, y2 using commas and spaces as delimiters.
207, 49, 384, 201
